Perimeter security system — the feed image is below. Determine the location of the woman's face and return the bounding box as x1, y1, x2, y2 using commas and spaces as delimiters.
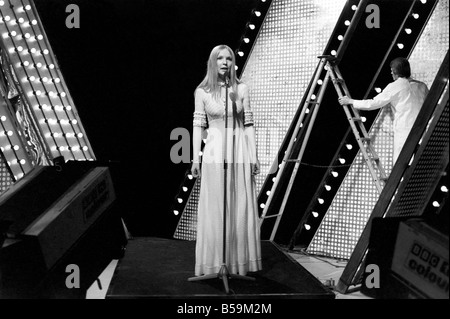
216, 49, 232, 79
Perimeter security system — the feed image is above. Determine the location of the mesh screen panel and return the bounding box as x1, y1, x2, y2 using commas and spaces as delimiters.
391, 92, 448, 218
173, 178, 200, 240
0, 153, 13, 193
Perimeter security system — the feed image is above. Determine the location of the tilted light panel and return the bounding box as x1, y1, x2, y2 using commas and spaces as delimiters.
0, 0, 95, 171
1, 46, 46, 183
240, 0, 347, 194
307, 0, 449, 259
409, 0, 449, 84
0, 147, 14, 192
391, 90, 448, 218
308, 108, 394, 259
0, 94, 34, 181
173, 175, 200, 241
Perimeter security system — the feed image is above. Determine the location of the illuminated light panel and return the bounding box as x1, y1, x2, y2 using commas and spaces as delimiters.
240, 0, 346, 194
308, 107, 394, 259
174, 0, 347, 240
0, 0, 95, 162
173, 178, 200, 241
307, 0, 449, 259
0, 99, 33, 180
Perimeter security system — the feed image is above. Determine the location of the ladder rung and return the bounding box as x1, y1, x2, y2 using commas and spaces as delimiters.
351, 116, 362, 122
262, 214, 282, 219
364, 152, 378, 160
307, 101, 320, 105
318, 55, 336, 61
367, 157, 380, 163
285, 159, 301, 162
359, 137, 371, 142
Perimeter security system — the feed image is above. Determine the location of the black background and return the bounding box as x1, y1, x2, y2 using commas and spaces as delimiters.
33, 0, 260, 237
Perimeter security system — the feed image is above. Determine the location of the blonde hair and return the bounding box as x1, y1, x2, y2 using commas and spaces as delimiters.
196, 44, 240, 99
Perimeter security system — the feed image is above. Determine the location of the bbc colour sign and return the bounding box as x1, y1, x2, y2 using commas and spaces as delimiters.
391, 220, 449, 299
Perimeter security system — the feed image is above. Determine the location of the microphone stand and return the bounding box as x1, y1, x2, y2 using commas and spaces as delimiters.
188, 75, 255, 294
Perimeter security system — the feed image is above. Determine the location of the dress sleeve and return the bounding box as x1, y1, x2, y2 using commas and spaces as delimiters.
193, 88, 208, 128
241, 84, 254, 126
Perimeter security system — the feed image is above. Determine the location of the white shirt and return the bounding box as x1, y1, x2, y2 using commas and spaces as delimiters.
352, 77, 429, 163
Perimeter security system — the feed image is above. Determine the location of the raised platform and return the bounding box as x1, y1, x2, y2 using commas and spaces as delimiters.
106, 237, 335, 299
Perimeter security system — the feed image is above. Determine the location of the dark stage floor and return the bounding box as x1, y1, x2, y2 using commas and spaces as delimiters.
106, 237, 335, 299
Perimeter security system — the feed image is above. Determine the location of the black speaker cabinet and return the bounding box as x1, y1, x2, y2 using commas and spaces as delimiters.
0, 163, 127, 298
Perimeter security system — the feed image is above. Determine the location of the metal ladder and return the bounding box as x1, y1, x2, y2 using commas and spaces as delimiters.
259, 55, 387, 240
325, 55, 388, 192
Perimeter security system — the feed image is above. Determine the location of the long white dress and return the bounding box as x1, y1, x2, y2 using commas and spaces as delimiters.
193, 83, 262, 276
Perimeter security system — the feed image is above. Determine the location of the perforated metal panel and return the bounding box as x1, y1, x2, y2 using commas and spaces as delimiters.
391, 91, 449, 218
0, 152, 13, 193
173, 178, 200, 241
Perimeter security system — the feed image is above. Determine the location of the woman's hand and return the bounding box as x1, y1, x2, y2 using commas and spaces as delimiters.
191, 162, 201, 178
251, 159, 260, 175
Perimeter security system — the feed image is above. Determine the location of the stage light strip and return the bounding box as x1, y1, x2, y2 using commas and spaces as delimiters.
0, 0, 95, 162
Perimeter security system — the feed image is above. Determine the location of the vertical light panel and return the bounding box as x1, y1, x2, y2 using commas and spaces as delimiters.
0, 0, 95, 165
307, 0, 449, 259
173, 0, 347, 240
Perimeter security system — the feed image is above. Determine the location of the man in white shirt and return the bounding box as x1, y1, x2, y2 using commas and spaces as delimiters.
338, 57, 429, 163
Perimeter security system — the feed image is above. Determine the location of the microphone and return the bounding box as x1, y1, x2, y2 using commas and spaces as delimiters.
225, 72, 230, 86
